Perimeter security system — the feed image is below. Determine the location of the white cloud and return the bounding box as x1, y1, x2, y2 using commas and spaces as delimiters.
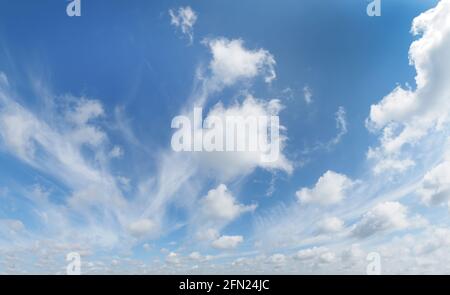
211, 235, 243, 250
296, 170, 354, 205
109, 145, 123, 158
293, 246, 336, 265
352, 201, 410, 238
188, 252, 212, 262
195, 95, 293, 180
0, 93, 109, 186
365, 226, 450, 274
206, 38, 276, 88
318, 251, 336, 264
294, 246, 328, 261
0, 73, 145, 254
200, 184, 256, 222
128, 219, 157, 238
188, 252, 202, 260
330, 106, 348, 146
166, 252, 181, 265
369, 152, 415, 175
366, 0, 450, 173
268, 253, 286, 266
317, 217, 344, 234
169, 6, 197, 44
303, 86, 313, 104
67, 98, 104, 126
196, 228, 220, 241
414, 227, 450, 255
418, 157, 450, 207
340, 244, 364, 264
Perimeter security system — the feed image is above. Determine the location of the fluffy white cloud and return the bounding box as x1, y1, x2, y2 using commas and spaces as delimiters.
169, 6, 197, 44
201, 184, 256, 222
211, 235, 243, 250
193, 184, 254, 244
206, 38, 276, 87
195, 95, 293, 180
296, 171, 354, 205
352, 202, 410, 238
366, 0, 450, 173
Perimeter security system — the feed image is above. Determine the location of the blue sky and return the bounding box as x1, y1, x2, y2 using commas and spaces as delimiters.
2, 0, 450, 274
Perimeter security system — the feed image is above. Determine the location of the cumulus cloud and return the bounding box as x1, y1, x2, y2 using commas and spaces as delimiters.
211, 235, 243, 250
296, 171, 354, 205
200, 184, 256, 223
194, 95, 293, 180
366, 0, 450, 174
169, 6, 197, 44
193, 184, 254, 245
205, 38, 276, 89
352, 202, 411, 238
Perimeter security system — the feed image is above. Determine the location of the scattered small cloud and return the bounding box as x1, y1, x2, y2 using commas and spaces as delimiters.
169, 6, 198, 44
